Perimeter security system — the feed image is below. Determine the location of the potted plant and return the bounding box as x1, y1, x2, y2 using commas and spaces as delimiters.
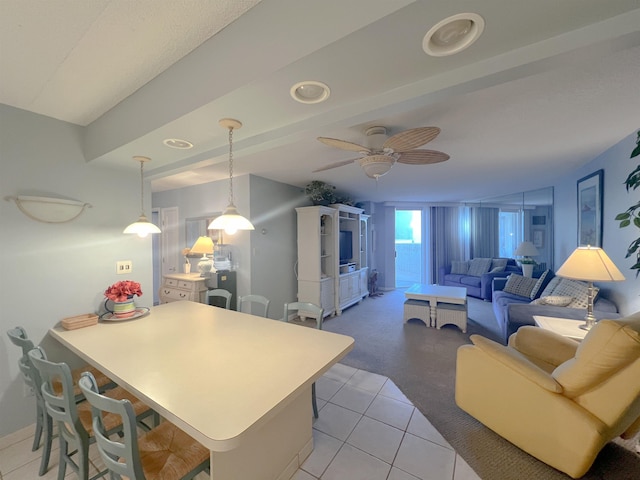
104, 280, 143, 318
615, 130, 640, 277
305, 180, 337, 206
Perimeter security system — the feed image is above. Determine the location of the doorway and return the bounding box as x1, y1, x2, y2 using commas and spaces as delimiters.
395, 209, 423, 288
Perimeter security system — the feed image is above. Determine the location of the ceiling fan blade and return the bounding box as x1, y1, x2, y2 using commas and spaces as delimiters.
312, 158, 357, 173
397, 150, 450, 165
318, 137, 370, 153
383, 127, 441, 152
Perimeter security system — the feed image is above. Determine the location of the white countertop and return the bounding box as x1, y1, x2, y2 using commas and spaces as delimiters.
49, 301, 354, 452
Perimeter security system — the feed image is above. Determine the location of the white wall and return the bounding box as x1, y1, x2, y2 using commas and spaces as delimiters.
249, 176, 308, 318
554, 129, 640, 315
0, 105, 154, 436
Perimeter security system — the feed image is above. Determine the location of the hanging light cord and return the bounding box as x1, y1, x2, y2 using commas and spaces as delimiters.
139, 160, 145, 215
227, 126, 235, 206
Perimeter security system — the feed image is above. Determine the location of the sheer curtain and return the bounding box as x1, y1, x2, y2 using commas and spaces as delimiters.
470, 206, 500, 259
430, 206, 469, 283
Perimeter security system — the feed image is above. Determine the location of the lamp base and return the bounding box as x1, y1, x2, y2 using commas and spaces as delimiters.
197, 255, 213, 277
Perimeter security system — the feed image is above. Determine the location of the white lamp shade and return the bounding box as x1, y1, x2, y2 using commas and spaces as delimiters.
208, 205, 255, 235
123, 214, 161, 237
556, 246, 625, 282
514, 241, 539, 257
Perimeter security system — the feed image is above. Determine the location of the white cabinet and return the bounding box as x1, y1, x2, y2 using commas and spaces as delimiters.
158, 273, 208, 304
296, 206, 338, 317
297, 204, 370, 316
338, 271, 362, 312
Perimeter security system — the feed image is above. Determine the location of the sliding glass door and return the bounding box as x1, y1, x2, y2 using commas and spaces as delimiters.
395, 209, 423, 288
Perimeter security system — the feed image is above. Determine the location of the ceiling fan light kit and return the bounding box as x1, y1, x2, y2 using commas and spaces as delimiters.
316, 125, 449, 178
423, 13, 485, 57
359, 155, 395, 179
290, 81, 330, 104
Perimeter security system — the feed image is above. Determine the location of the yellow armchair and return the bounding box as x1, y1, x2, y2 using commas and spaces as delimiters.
455, 312, 640, 478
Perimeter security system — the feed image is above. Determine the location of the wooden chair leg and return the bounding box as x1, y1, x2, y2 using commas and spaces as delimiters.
32, 403, 43, 451
38, 412, 53, 475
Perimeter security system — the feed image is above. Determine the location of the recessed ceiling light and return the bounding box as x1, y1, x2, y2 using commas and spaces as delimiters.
423, 13, 485, 57
163, 138, 193, 149
290, 81, 330, 104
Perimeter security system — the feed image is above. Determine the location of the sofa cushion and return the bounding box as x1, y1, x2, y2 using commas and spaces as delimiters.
451, 261, 469, 274
540, 276, 562, 297
491, 258, 509, 272
552, 314, 640, 397
550, 278, 599, 309
503, 274, 538, 298
444, 274, 466, 284
460, 276, 482, 288
468, 257, 493, 277
533, 295, 574, 307
529, 269, 554, 300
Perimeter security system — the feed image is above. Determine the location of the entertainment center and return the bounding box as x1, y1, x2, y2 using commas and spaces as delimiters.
296, 204, 369, 316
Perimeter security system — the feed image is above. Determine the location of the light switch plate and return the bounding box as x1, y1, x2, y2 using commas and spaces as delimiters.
116, 260, 132, 274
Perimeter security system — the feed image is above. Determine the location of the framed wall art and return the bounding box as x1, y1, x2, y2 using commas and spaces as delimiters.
532, 229, 545, 249
577, 169, 603, 247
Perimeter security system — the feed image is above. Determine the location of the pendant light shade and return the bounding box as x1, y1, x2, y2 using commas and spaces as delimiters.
207, 119, 254, 235
124, 156, 161, 237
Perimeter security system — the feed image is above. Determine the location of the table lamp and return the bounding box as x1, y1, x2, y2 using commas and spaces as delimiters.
515, 241, 539, 277
190, 236, 214, 277
556, 246, 625, 330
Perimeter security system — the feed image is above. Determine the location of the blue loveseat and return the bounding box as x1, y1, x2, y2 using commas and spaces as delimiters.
492, 272, 620, 344
439, 258, 521, 301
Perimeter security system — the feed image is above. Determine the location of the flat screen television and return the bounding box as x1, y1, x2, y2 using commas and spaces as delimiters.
339, 230, 353, 263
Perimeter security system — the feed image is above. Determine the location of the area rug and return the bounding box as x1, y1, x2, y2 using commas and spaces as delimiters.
321, 289, 640, 480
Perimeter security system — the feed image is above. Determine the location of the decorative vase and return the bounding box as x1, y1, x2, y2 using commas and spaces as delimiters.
521, 263, 534, 278
184, 261, 191, 274
105, 297, 137, 318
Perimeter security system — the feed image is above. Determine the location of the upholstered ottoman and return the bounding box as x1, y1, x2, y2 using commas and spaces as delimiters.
403, 299, 430, 326
436, 303, 467, 333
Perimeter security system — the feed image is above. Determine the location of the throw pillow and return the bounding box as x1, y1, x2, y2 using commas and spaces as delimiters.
451, 261, 469, 275
540, 295, 573, 307
529, 269, 554, 300
491, 258, 508, 272
540, 276, 562, 297
503, 274, 539, 298
467, 258, 493, 277
551, 278, 599, 309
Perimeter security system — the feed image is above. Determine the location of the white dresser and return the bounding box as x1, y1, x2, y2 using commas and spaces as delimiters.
158, 273, 208, 304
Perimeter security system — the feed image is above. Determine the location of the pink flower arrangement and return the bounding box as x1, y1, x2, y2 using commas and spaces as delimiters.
104, 280, 143, 302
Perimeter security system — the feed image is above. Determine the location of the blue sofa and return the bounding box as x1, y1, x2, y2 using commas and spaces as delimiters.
439, 258, 521, 301
492, 275, 620, 344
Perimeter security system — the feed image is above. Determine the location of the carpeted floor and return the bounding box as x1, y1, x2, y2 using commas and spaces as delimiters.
320, 288, 640, 480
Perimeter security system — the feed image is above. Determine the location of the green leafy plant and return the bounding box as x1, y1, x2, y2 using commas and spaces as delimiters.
305, 180, 336, 205
615, 130, 640, 276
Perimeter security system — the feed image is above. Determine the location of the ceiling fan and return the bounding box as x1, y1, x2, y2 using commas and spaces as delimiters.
315, 126, 449, 179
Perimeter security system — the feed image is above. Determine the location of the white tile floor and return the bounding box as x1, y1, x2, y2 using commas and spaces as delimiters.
0, 363, 480, 480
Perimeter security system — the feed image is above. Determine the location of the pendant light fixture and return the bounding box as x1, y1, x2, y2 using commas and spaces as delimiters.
208, 119, 255, 235
123, 156, 161, 237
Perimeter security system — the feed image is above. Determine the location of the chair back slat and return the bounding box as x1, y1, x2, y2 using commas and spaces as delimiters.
7, 326, 34, 357
79, 373, 146, 480
207, 288, 232, 309
238, 294, 270, 317
283, 302, 324, 330
28, 347, 86, 445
